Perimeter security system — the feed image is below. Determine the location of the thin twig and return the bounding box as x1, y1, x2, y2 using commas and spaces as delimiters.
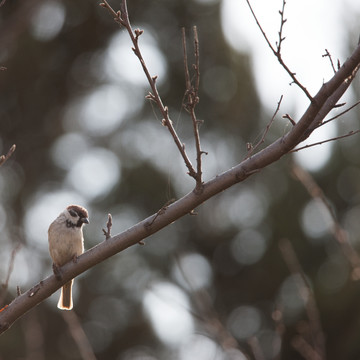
291, 335, 323, 360
322, 49, 337, 74
0, 144, 16, 167
0, 243, 21, 307
174, 255, 244, 355
279, 238, 326, 360
22, 309, 46, 360
282, 113, 296, 126
299, 63, 360, 141
146, 198, 175, 227
246, 95, 283, 158
182, 26, 206, 190
276, 0, 287, 54
245, 0, 313, 101
290, 129, 360, 153
62, 311, 97, 360
291, 163, 360, 280
248, 336, 266, 360
320, 100, 360, 126
182, 28, 191, 95
102, 213, 113, 240
271, 304, 286, 360
100, 0, 199, 183
193, 27, 200, 98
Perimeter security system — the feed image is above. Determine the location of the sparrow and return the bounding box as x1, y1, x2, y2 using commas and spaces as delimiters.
48, 204, 89, 310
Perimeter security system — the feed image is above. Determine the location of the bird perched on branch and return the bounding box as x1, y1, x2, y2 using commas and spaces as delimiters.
48, 205, 89, 310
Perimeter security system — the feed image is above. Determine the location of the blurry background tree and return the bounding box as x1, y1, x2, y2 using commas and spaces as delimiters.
1, 0, 360, 359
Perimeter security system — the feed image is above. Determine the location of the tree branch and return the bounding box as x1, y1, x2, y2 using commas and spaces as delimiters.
182, 26, 206, 190
279, 238, 326, 359
290, 129, 360, 153
320, 100, 360, 126
246, 95, 283, 158
0, 243, 21, 307
322, 49, 337, 74
245, 0, 313, 100
292, 163, 360, 279
0, 144, 16, 167
100, 0, 199, 182
61, 311, 97, 360
1, 2, 360, 336
297, 61, 360, 142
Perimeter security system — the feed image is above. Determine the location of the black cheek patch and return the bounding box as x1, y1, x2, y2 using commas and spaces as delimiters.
69, 209, 78, 217
66, 220, 76, 228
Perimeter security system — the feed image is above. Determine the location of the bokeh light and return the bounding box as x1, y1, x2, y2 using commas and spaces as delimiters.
227, 305, 262, 340
317, 256, 349, 293
301, 199, 333, 241
77, 85, 132, 136
277, 274, 308, 322
30, 1, 66, 41
231, 228, 268, 265
51, 132, 90, 170
172, 253, 212, 290
66, 147, 121, 200
104, 28, 168, 87
178, 334, 245, 360
24, 189, 87, 250
143, 281, 194, 346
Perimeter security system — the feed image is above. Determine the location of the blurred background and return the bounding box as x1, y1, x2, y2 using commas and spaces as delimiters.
1, 0, 360, 359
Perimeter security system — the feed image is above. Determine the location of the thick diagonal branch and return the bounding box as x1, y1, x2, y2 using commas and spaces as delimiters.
1, 4, 360, 337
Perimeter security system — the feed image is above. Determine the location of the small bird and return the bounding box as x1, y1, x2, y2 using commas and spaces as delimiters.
48, 205, 89, 310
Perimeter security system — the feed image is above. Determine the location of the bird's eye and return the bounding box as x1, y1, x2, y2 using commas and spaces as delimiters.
69, 209, 78, 217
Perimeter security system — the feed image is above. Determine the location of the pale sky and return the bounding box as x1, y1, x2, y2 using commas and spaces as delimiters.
221, 0, 360, 171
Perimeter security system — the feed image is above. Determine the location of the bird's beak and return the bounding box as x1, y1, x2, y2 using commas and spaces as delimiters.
82, 217, 90, 224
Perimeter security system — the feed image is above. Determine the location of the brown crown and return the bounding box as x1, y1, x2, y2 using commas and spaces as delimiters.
66, 204, 89, 219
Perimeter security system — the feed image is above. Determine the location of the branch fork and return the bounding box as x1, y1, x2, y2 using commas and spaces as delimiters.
1, 38, 360, 332
246, 0, 313, 101
100, 0, 205, 190
1, 0, 360, 338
